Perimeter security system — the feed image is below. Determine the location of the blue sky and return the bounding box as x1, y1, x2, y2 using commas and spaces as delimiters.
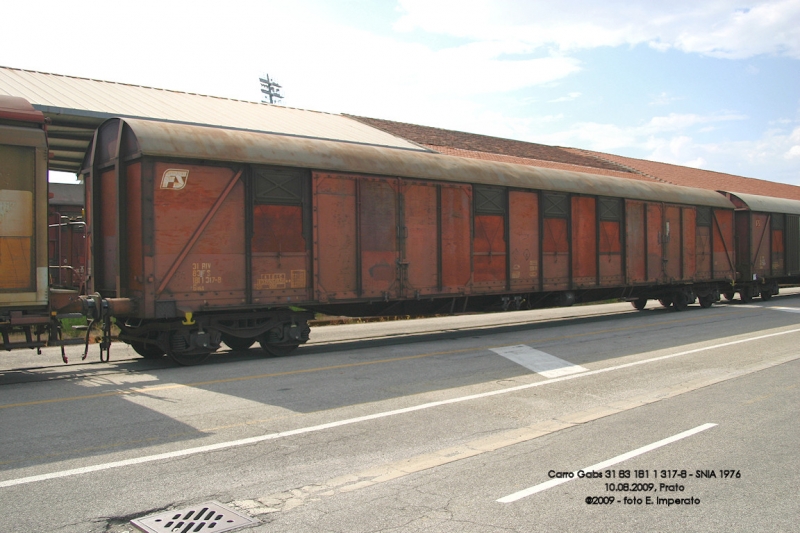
2, 0, 799, 184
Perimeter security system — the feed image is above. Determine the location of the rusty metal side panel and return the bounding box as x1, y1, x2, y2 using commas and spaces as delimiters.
313, 172, 358, 301
646, 203, 663, 282
402, 180, 439, 297
153, 163, 246, 312
0, 147, 35, 291
542, 218, 569, 290
598, 220, 622, 286
508, 190, 539, 291
252, 204, 310, 304
664, 205, 681, 281
681, 208, 696, 280
625, 200, 646, 284
713, 209, 735, 280
126, 162, 144, 296
440, 184, 472, 293
571, 196, 596, 287
751, 213, 770, 278
695, 226, 712, 280
472, 214, 506, 291
772, 228, 784, 275
98, 169, 118, 294
359, 177, 399, 299
0, 145, 35, 291
734, 211, 751, 280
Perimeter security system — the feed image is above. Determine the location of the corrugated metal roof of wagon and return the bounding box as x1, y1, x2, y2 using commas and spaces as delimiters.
722, 191, 800, 215
115, 116, 734, 209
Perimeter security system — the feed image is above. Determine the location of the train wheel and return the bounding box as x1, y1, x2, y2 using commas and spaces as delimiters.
631, 298, 647, 311
166, 331, 212, 366
723, 291, 735, 302
222, 333, 256, 351
131, 342, 165, 359
168, 352, 212, 366
760, 290, 773, 301
672, 292, 689, 312
698, 294, 714, 308
658, 298, 672, 308
260, 341, 300, 357
739, 289, 753, 304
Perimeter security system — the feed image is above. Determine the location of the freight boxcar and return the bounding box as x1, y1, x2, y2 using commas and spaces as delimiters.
722, 191, 800, 302
78, 117, 736, 364
0, 96, 51, 348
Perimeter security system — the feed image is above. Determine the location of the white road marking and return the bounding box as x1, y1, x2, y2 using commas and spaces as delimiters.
490, 345, 587, 377
767, 306, 800, 314
497, 423, 717, 503
740, 304, 800, 314
2, 327, 798, 489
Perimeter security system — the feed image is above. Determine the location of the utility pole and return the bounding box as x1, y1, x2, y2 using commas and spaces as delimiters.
259, 74, 284, 104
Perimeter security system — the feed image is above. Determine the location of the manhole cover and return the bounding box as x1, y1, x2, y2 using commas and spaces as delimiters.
131, 501, 259, 533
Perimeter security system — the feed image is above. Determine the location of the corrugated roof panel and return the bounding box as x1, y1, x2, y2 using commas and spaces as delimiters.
114, 117, 734, 209
0, 66, 424, 150
565, 147, 800, 202
723, 191, 800, 215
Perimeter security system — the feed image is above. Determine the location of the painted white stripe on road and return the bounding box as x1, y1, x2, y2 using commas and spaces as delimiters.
2, 327, 798, 489
768, 306, 800, 314
491, 345, 587, 377
498, 423, 717, 503
740, 304, 800, 314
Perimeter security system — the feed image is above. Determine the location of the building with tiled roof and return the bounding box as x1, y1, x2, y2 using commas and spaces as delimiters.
348, 115, 800, 201
563, 148, 800, 201
345, 115, 631, 174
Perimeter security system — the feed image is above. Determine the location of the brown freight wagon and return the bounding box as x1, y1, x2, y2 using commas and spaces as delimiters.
722, 191, 800, 302
0, 96, 51, 349
79, 117, 736, 364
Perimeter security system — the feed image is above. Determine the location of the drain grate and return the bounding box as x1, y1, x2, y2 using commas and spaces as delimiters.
131, 501, 259, 533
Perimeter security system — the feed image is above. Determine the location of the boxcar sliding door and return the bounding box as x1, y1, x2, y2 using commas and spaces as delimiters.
508, 190, 540, 291
542, 193, 570, 290
251, 165, 312, 305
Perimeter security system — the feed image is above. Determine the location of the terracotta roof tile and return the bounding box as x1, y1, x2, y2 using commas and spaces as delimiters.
345, 115, 634, 174
347, 115, 800, 202
566, 148, 800, 201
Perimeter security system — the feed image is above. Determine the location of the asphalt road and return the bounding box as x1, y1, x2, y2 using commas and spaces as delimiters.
1, 293, 799, 532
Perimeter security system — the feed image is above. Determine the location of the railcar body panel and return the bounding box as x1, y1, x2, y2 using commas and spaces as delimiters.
681, 208, 697, 280
722, 191, 800, 285
0, 97, 48, 310
571, 196, 597, 288
508, 191, 539, 291
625, 200, 646, 284
401, 180, 440, 297
80, 118, 740, 325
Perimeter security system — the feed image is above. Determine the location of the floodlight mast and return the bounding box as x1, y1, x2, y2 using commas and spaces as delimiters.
259, 74, 284, 104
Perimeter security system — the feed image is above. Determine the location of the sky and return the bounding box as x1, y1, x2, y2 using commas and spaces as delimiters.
2, 0, 800, 185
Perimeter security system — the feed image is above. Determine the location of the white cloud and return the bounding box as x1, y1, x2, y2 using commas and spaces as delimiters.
650, 92, 682, 106
396, 0, 800, 59
549, 92, 582, 103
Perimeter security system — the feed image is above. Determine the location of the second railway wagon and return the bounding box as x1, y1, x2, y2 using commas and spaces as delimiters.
722, 191, 800, 302
80, 117, 736, 364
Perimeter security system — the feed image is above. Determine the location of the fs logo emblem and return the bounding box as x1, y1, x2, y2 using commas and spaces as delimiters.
160, 169, 189, 190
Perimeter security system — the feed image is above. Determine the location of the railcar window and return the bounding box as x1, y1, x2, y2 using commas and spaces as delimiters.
696, 207, 712, 227
772, 213, 784, 230
474, 185, 506, 215
598, 197, 622, 221
253, 165, 308, 205
542, 193, 569, 218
